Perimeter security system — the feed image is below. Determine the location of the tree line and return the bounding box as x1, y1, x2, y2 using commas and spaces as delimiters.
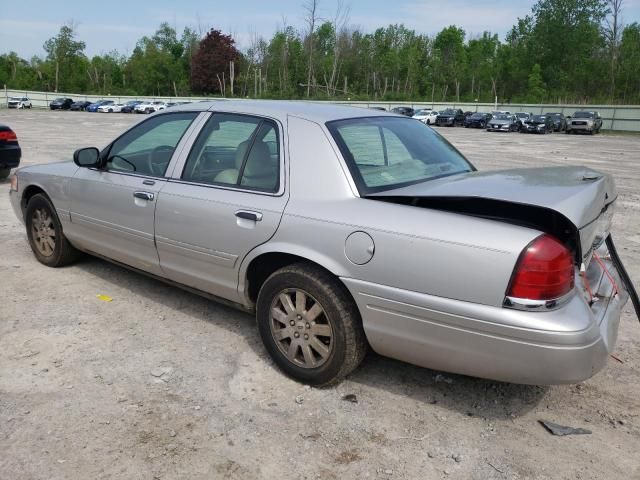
1, 0, 639, 104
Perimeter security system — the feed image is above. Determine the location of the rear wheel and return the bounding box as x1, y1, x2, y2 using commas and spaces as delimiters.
256, 263, 367, 386
25, 194, 80, 267
0, 168, 10, 180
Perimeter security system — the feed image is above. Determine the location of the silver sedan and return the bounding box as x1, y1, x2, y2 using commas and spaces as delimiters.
9, 101, 639, 386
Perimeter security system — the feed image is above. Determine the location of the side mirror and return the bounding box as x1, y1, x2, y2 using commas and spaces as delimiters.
73, 147, 101, 168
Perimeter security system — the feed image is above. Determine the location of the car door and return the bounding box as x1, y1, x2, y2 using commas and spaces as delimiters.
67, 111, 202, 275
155, 112, 288, 302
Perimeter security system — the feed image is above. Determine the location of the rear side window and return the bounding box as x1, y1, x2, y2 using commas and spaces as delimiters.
182, 113, 280, 192
328, 116, 474, 194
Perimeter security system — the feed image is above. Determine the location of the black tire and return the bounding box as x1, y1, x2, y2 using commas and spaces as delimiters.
25, 193, 80, 267
0, 167, 10, 180
256, 263, 367, 386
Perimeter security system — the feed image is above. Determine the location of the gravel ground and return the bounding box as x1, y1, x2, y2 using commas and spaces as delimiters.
1, 109, 639, 480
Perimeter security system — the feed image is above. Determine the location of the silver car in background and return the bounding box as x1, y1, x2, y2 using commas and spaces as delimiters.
9, 101, 639, 386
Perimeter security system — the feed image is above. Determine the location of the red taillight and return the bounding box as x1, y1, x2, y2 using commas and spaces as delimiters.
507, 234, 575, 300
0, 130, 18, 142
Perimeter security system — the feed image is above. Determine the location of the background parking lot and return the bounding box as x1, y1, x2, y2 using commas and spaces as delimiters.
1, 110, 639, 480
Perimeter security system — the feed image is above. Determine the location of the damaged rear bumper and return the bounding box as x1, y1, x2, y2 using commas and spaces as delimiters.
342, 242, 630, 385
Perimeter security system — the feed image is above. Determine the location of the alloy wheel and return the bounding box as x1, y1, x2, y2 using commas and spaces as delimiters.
269, 288, 333, 369
31, 208, 56, 257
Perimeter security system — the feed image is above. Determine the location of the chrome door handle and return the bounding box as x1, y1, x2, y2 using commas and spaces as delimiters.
133, 191, 154, 201
235, 210, 263, 222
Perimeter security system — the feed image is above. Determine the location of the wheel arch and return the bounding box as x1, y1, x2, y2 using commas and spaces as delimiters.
239, 244, 352, 308
21, 184, 50, 215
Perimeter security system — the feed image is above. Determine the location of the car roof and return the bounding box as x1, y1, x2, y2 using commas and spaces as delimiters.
167, 99, 391, 123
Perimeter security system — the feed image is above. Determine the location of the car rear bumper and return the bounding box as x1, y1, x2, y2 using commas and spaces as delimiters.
342, 257, 627, 385
0, 146, 21, 169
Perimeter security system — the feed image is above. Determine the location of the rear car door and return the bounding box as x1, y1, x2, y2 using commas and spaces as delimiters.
155, 112, 288, 301
66, 112, 201, 275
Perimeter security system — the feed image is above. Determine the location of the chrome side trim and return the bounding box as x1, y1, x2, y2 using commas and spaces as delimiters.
503, 291, 575, 311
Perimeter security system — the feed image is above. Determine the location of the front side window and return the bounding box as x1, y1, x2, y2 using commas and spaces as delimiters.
328, 117, 474, 194
105, 112, 197, 177
182, 113, 280, 192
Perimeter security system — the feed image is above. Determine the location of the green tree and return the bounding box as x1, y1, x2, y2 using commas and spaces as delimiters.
527, 63, 546, 102
43, 24, 87, 92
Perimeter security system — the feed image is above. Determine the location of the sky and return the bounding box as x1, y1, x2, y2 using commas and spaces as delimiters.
1, 0, 639, 59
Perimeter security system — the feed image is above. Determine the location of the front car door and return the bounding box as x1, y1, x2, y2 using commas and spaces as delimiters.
154, 112, 288, 302
66, 112, 202, 275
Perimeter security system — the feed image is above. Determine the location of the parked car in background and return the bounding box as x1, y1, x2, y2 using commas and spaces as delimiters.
435, 108, 465, 126
70, 101, 92, 111
120, 100, 143, 113
0, 124, 21, 179
487, 113, 519, 132
9, 101, 637, 386
7, 97, 32, 109
391, 106, 415, 117
464, 112, 491, 128
98, 103, 123, 113
369, 106, 386, 111
412, 108, 433, 122
546, 112, 567, 132
567, 111, 602, 135
514, 112, 532, 129
521, 114, 554, 134
135, 101, 167, 114
421, 110, 439, 125
49, 98, 74, 110
86, 100, 114, 112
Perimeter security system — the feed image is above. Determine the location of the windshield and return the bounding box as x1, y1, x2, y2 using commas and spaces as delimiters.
547, 113, 562, 117
515, 113, 528, 118
415, 109, 430, 115
470, 113, 485, 119
531, 115, 546, 122
493, 114, 509, 120
327, 117, 474, 194
574, 111, 594, 119
440, 109, 455, 115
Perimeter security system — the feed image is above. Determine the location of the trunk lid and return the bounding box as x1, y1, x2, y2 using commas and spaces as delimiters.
367, 166, 617, 263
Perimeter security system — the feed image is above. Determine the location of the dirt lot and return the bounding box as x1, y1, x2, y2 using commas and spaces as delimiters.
1, 109, 639, 480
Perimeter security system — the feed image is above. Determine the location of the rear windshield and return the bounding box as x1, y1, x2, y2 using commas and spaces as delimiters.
327, 117, 474, 194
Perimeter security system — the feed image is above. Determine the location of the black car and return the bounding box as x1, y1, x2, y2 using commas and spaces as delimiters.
0, 124, 21, 179
120, 100, 144, 113
435, 108, 465, 127
545, 112, 567, 132
369, 106, 387, 111
70, 101, 92, 111
49, 97, 74, 110
391, 106, 415, 117
520, 114, 554, 134
464, 112, 491, 128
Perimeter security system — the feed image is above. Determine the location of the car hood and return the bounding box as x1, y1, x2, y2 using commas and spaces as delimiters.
367, 166, 616, 230
489, 119, 510, 125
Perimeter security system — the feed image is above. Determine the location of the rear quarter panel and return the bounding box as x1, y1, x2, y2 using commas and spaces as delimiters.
241, 115, 541, 308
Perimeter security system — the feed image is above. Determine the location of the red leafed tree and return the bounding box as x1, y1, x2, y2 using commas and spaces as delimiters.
190, 29, 239, 94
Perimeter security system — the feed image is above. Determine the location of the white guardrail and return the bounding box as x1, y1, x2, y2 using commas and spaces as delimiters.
2, 87, 640, 132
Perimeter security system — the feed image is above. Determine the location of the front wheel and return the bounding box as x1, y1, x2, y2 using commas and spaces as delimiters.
25, 194, 80, 267
256, 263, 367, 386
